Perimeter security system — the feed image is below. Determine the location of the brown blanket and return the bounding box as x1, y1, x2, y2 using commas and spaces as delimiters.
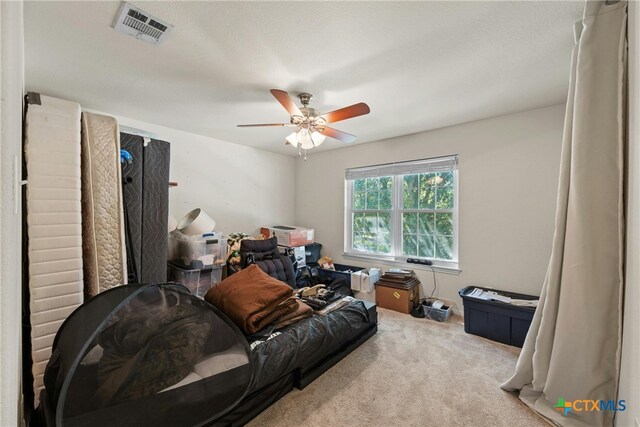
205, 264, 295, 334
275, 298, 313, 329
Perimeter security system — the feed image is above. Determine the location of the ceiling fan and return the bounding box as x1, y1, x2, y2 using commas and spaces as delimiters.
238, 89, 370, 153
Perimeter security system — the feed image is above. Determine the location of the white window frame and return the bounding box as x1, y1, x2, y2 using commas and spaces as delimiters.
344, 156, 459, 270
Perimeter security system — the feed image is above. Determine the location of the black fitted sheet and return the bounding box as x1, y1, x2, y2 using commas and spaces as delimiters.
248, 301, 372, 393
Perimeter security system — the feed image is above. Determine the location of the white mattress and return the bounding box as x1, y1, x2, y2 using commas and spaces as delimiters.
25, 95, 84, 405
80, 112, 127, 297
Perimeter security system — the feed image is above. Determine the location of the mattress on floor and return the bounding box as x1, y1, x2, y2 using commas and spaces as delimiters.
25, 95, 85, 405
248, 300, 373, 392
81, 112, 127, 298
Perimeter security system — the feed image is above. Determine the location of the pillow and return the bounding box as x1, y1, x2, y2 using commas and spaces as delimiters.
205, 264, 294, 334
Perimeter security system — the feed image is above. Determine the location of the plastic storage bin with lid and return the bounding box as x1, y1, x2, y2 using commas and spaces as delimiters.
168, 263, 223, 298
459, 285, 537, 347
169, 230, 227, 269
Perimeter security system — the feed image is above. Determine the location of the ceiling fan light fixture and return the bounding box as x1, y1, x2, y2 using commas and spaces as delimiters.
311, 131, 326, 146
297, 128, 314, 149
286, 129, 325, 149
285, 132, 299, 147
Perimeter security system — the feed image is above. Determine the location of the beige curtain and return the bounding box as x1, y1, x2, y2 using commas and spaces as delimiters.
501, 1, 627, 426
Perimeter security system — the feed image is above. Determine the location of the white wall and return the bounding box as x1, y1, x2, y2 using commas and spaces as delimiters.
89, 113, 297, 235
295, 104, 565, 308
617, 2, 640, 426
0, 1, 25, 425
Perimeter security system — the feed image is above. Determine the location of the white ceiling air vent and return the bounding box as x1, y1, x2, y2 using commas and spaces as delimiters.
113, 2, 173, 46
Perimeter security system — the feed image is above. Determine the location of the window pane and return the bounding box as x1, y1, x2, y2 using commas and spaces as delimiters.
402, 212, 417, 234
437, 171, 454, 187
353, 232, 363, 250
421, 173, 437, 187
436, 186, 454, 209
435, 235, 453, 260
366, 192, 379, 210
366, 177, 379, 192
364, 213, 377, 233
403, 175, 419, 209
379, 176, 392, 190
379, 190, 392, 209
418, 212, 435, 235
354, 212, 393, 254
354, 179, 366, 192
354, 191, 365, 210
379, 212, 391, 233
353, 213, 364, 231
404, 187, 418, 209
378, 232, 391, 254
419, 183, 436, 210
418, 235, 434, 258
403, 234, 417, 256
404, 174, 418, 188
435, 213, 453, 236
363, 234, 377, 252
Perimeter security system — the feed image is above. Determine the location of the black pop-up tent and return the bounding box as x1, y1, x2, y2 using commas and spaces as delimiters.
40, 283, 253, 427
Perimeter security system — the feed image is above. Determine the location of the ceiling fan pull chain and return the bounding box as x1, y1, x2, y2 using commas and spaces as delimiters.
304, 149, 307, 161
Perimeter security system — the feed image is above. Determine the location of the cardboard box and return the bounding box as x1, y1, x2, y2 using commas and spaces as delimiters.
261, 226, 314, 247
375, 281, 420, 314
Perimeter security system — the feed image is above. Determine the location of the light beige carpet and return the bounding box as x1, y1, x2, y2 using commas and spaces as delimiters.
249, 308, 547, 427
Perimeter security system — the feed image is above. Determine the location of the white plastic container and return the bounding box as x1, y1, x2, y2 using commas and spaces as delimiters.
350, 268, 380, 293
169, 230, 227, 268
168, 263, 224, 298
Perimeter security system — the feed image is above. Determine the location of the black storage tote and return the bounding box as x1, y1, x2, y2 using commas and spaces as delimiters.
459, 286, 537, 348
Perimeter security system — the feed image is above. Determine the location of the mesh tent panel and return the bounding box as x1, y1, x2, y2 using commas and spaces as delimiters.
44, 284, 253, 427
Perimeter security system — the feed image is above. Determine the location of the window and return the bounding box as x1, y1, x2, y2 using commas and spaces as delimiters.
345, 155, 458, 268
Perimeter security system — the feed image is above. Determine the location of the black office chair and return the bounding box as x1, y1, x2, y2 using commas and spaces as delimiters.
239, 237, 297, 288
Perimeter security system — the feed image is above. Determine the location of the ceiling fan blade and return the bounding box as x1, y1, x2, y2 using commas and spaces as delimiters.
237, 123, 294, 127
319, 102, 370, 124
270, 89, 303, 117
317, 126, 357, 143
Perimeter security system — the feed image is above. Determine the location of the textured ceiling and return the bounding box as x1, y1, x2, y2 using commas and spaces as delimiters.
24, 1, 583, 155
